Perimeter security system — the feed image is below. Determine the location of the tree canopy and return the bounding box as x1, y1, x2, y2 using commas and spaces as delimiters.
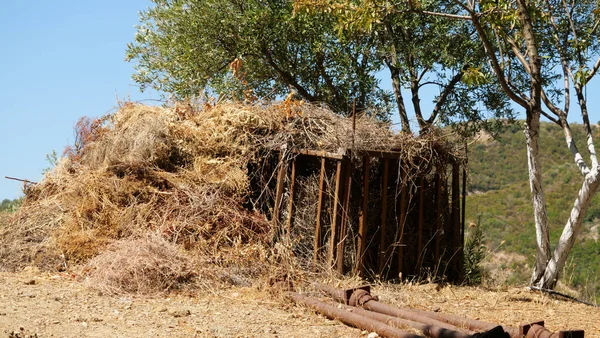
127, 0, 515, 132
126, 0, 390, 117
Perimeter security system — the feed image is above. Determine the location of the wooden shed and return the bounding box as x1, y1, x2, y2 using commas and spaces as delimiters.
267, 142, 466, 282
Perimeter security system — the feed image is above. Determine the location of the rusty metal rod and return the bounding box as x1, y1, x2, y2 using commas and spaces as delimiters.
287, 292, 423, 338
316, 285, 519, 338
338, 303, 472, 338
524, 324, 584, 338
316, 285, 467, 333
404, 307, 518, 338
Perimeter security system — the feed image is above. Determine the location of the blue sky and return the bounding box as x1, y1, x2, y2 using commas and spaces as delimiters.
0, 1, 158, 200
1, 1, 599, 200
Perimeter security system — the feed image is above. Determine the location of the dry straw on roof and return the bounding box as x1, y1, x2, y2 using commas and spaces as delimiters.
2, 101, 463, 292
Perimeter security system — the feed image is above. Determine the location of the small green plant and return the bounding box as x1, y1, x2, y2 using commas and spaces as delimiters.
463, 214, 485, 285
42, 150, 59, 175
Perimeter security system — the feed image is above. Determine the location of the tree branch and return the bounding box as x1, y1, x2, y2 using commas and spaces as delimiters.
586, 56, 600, 82
505, 36, 531, 74
261, 46, 316, 102
420, 10, 471, 20
540, 110, 561, 126
427, 66, 466, 124
471, 15, 529, 109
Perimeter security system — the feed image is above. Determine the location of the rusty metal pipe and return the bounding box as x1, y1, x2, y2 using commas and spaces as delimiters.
316, 285, 514, 337
526, 325, 558, 338
404, 307, 518, 338
287, 292, 423, 338
316, 285, 469, 333
338, 302, 472, 338
524, 324, 584, 338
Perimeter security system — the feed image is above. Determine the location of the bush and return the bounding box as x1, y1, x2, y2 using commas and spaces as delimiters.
463, 215, 485, 285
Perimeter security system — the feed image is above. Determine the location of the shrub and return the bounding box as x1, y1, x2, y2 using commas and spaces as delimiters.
463, 215, 485, 285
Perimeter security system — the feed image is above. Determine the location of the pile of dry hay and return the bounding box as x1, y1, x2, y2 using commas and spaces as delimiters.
0, 101, 462, 294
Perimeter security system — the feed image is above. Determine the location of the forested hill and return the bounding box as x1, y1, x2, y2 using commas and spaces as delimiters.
466, 122, 600, 299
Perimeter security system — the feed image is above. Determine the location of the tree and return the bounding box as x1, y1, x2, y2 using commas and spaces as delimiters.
297, 0, 600, 289
126, 0, 390, 117
420, 0, 600, 289
295, 0, 515, 134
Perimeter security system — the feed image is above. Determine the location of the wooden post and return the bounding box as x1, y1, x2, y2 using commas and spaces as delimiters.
356, 156, 370, 276
285, 157, 297, 242
337, 155, 352, 274
452, 161, 461, 280
314, 157, 326, 267
397, 166, 408, 277
328, 159, 344, 268
377, 158, 389, 275
416, 176, 425, 273
272, 151, 287, 243
462, 164, 467, 252
434, 170, 442, 264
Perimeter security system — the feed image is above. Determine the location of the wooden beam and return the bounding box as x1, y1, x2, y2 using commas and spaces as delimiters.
285, 157, 297, 243
434, 170, 442, 264
294, 149, 345, 160
462, 165, 467, 251
314, 157, 326, 267
356, 156, 370, 276
272, 152, 287, 243
397, 166, 408, 278
416, 176, 425, 273
377, 158, 390, 275
337, 156, 353, 274
452, 162, 461, 280
357, 150, 403, 159
328, 160, 343, 268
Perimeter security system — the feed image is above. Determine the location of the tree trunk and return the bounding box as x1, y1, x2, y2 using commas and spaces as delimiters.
534, 167, 600, 288
389, 65, 411, 132
525, 113, 552, 286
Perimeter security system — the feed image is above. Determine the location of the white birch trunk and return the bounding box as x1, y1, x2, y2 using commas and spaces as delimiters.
524, 118, 552, 285
535, 167, 600, 289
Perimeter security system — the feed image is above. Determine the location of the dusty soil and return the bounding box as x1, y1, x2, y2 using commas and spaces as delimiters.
2, 268, 600, 338
0, 269, 357, 338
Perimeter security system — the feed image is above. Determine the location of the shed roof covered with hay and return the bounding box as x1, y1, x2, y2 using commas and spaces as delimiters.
1, 101, 465, 291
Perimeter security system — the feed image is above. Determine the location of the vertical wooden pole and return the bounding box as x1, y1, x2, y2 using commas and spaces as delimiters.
285, 157, 297, 243
377, 158, 389, 275
356, 156, 370, 276
337, 156, 352, 274
328, 160, 343, 268
462, 165, 467, 251
416, 176, 425, 273
314, 157, 326, 267
434, 170, 442, 264
272, 151, 287, 243
397, 166, 408, 278
452, 161, 461, 280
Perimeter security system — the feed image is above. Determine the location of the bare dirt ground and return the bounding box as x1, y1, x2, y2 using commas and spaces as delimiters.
2, 268, 600, 338
0, 269, 357, 338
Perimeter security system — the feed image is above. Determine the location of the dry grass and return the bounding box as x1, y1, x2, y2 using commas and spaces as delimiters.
1, 101, 463, 294
86, 235, 195, 295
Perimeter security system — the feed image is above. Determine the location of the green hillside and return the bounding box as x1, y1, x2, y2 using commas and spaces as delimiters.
467, 122, 600, 300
